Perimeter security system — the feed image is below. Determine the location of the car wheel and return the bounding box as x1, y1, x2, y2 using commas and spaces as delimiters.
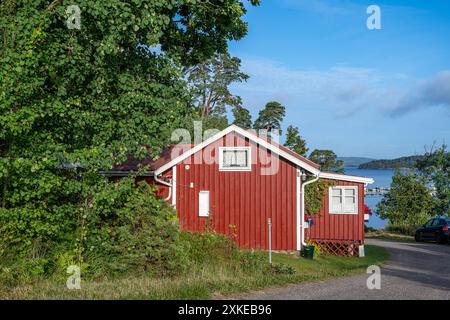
438, 236, 448, 244
415, 233, 422, 242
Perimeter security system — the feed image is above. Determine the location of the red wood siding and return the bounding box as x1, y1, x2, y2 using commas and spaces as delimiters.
172, 132, 298, 250
307, 181, 365, 243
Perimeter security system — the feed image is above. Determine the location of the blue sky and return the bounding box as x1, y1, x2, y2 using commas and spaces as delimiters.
227, 0, 450, 158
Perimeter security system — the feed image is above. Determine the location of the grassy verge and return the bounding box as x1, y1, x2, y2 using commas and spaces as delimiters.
0, 245, 389, 300
366, 230, 414, 242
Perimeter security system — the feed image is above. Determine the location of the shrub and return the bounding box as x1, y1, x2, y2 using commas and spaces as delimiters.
0, 178, 183, 283
82, 181, 182, 277
176, 231, 237, 266
238, 250, 267, 274
267, 263, 296, 275
386, 224, 420, 236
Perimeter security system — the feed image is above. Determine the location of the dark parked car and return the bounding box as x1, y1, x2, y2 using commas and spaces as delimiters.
415, 218, 450, 244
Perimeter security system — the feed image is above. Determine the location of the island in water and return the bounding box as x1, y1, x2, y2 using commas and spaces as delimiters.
358, 155, 424, 169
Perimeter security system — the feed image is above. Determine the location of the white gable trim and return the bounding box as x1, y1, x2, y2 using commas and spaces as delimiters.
154, 125, 321, 176
319, 172, 374, 184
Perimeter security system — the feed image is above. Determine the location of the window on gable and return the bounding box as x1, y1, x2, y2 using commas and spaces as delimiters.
329, 186, 358, 214
219, 147, 251, 171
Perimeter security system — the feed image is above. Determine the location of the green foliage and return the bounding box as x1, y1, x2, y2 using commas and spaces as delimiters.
201, 105, 230, 131
267, 263, 296, 275
177, 231, 238, 266
186, 53, 248, 119
304, 178, 335, 216
254, 101, 286, 134
83, 180, 182, 277
415, 144, 449, 216
0, 0, 258, 282
385, 224, 420, 236
284, 125, 308, 157
309, 149, 344, 173
232, 105, 253, 129
377, 170, 433, 226
0, 178, 183, 281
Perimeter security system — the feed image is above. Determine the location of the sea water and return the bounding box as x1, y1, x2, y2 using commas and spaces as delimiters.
344, 167, 394, 229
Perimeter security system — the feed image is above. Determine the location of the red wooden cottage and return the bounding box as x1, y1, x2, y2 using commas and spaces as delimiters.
109, 125, 374, 256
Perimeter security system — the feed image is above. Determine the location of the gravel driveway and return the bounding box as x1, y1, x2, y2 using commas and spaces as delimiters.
243, 239, 450, 300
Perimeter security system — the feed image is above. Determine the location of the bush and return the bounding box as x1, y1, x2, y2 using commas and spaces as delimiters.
0, 178, 294, 286
176, 231, 238, 266
0, 178, 183, 282
386, 224, 420, 236
81, 181, 182, 278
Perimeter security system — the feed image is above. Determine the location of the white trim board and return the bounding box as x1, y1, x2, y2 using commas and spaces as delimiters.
319, 172, 374, 185
296, 169, 301, 251
171, 166, 177, 208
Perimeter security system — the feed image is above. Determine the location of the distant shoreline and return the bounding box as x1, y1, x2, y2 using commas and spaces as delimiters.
339, 156, 423, 170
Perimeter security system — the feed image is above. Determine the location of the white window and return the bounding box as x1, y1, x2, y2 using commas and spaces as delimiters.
198, 191, 210, 217
329, 186, 358, 214
219, 147, 251, 171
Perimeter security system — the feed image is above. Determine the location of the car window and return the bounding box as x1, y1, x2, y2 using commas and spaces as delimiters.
425, 219, 434, 227
431, 219, 441, 226
446, 219, 450, 225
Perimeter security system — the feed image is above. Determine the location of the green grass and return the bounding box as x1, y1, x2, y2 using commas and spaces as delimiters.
0, 245, 389, 300
366, 230, 414, 242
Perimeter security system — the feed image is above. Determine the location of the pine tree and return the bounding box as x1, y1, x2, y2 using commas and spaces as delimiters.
284, 125, 308, 156
254, 101, 286, 134
232, 106, 253, 129
186, 53, 249, 129
309, 149, 344, 173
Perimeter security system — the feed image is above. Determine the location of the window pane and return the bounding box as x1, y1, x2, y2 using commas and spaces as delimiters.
235, 150, 247, 166
331, 195, 342, 211
343, 188, 357, 212
331, 188, 342, 197
344, 189, 355, 197
344, 196, 355, 204
222, 150, 248, 167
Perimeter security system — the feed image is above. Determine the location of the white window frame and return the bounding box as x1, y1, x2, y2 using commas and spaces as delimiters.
328, 186, 358, 214
218, 146, 251, 171
198, 191, 210, 217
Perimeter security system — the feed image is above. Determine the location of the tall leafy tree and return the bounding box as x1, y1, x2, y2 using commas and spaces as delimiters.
232, 105, 253, 129
254, 101, 286, 134
309, 150, 344, 173
186, 53, 249, 129
0, 0, 258, 263
284, 125, 308, 157
415, 144, 450, 216
377, 171, 433, 226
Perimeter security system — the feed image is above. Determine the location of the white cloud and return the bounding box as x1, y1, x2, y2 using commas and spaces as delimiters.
232, 57, 390, 118
231, 57, 450, 119
385, 71, 450, 117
